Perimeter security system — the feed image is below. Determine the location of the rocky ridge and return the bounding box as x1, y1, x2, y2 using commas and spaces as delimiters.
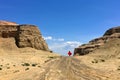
74, 26, 120, 56
0, 21, 49, 51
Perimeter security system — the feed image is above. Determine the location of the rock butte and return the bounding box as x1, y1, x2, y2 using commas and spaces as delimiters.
74, 26, 120, 56
0, 21, 49, 51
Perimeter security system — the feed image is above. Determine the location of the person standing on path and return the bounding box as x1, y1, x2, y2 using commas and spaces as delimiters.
68, 51, 72, 56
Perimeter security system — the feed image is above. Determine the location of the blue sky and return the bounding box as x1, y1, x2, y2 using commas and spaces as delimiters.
1, 0, 120, 55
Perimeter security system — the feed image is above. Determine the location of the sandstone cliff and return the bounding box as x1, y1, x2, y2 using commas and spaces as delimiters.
74, 26, 120, 56
0, 21, 49, 51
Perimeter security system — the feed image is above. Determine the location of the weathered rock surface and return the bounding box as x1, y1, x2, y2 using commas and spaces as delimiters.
0, 21, 49, 51
103, 26, 120, 36
74, 26, 120, 56
0, 20, 17, 25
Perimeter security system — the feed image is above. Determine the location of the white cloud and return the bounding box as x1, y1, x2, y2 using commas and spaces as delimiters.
53, 38, 64, 41
58, 38, 64, 41
43, 36, 52, 40
43, 36, 64, 41
43, 36, 82, 56
64, 41, 81, 47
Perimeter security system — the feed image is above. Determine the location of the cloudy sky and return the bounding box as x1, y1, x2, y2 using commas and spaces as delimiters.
43, 36, 81, 55
1, 0, 120, 55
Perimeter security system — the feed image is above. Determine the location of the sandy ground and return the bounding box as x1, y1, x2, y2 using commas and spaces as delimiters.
0, 38, 120, 80
0, 47, 60, 80
1, 51, 120, 80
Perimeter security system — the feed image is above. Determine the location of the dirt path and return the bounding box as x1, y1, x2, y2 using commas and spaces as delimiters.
40, 56, 109, 80
13, 56, 110, 80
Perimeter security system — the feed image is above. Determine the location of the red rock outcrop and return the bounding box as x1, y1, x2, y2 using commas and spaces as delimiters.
74, 26, 120, 56
0, 21, 49, 51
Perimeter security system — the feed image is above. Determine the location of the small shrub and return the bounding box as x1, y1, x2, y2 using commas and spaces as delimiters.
92, 59, 98, 63
91, 61, 94, 63
13, 70, 19, 73
22, 63, 30, 66
0, 65, 3, 67
7, 67, 10, 69
118, 57, 120, 59
50, 50, 53, 53
48, 56, 58, 59
0, 67, 2, 70
38, 66, 41, 68
48, 56, 54, 58
45, 59, 51, 63
6, 63, 9, 65
117, 44, 120, 46
32, 63, 37, 67
100, 59, 105, 62
25, 68, 29, 71
117, 67, 120, 70
117, 66, 120, 70
117, 68, 120, 70
13, 65, 16, 67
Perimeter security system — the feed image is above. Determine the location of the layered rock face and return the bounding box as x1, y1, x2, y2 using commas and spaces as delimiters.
16, 25, 49, 51
0, 21, 49, 51
0, 25, 17, 38
74, 26, 120, 56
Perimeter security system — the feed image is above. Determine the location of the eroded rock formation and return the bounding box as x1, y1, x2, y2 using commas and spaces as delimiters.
0, 21, 49, 51
74, 26, 120, 56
